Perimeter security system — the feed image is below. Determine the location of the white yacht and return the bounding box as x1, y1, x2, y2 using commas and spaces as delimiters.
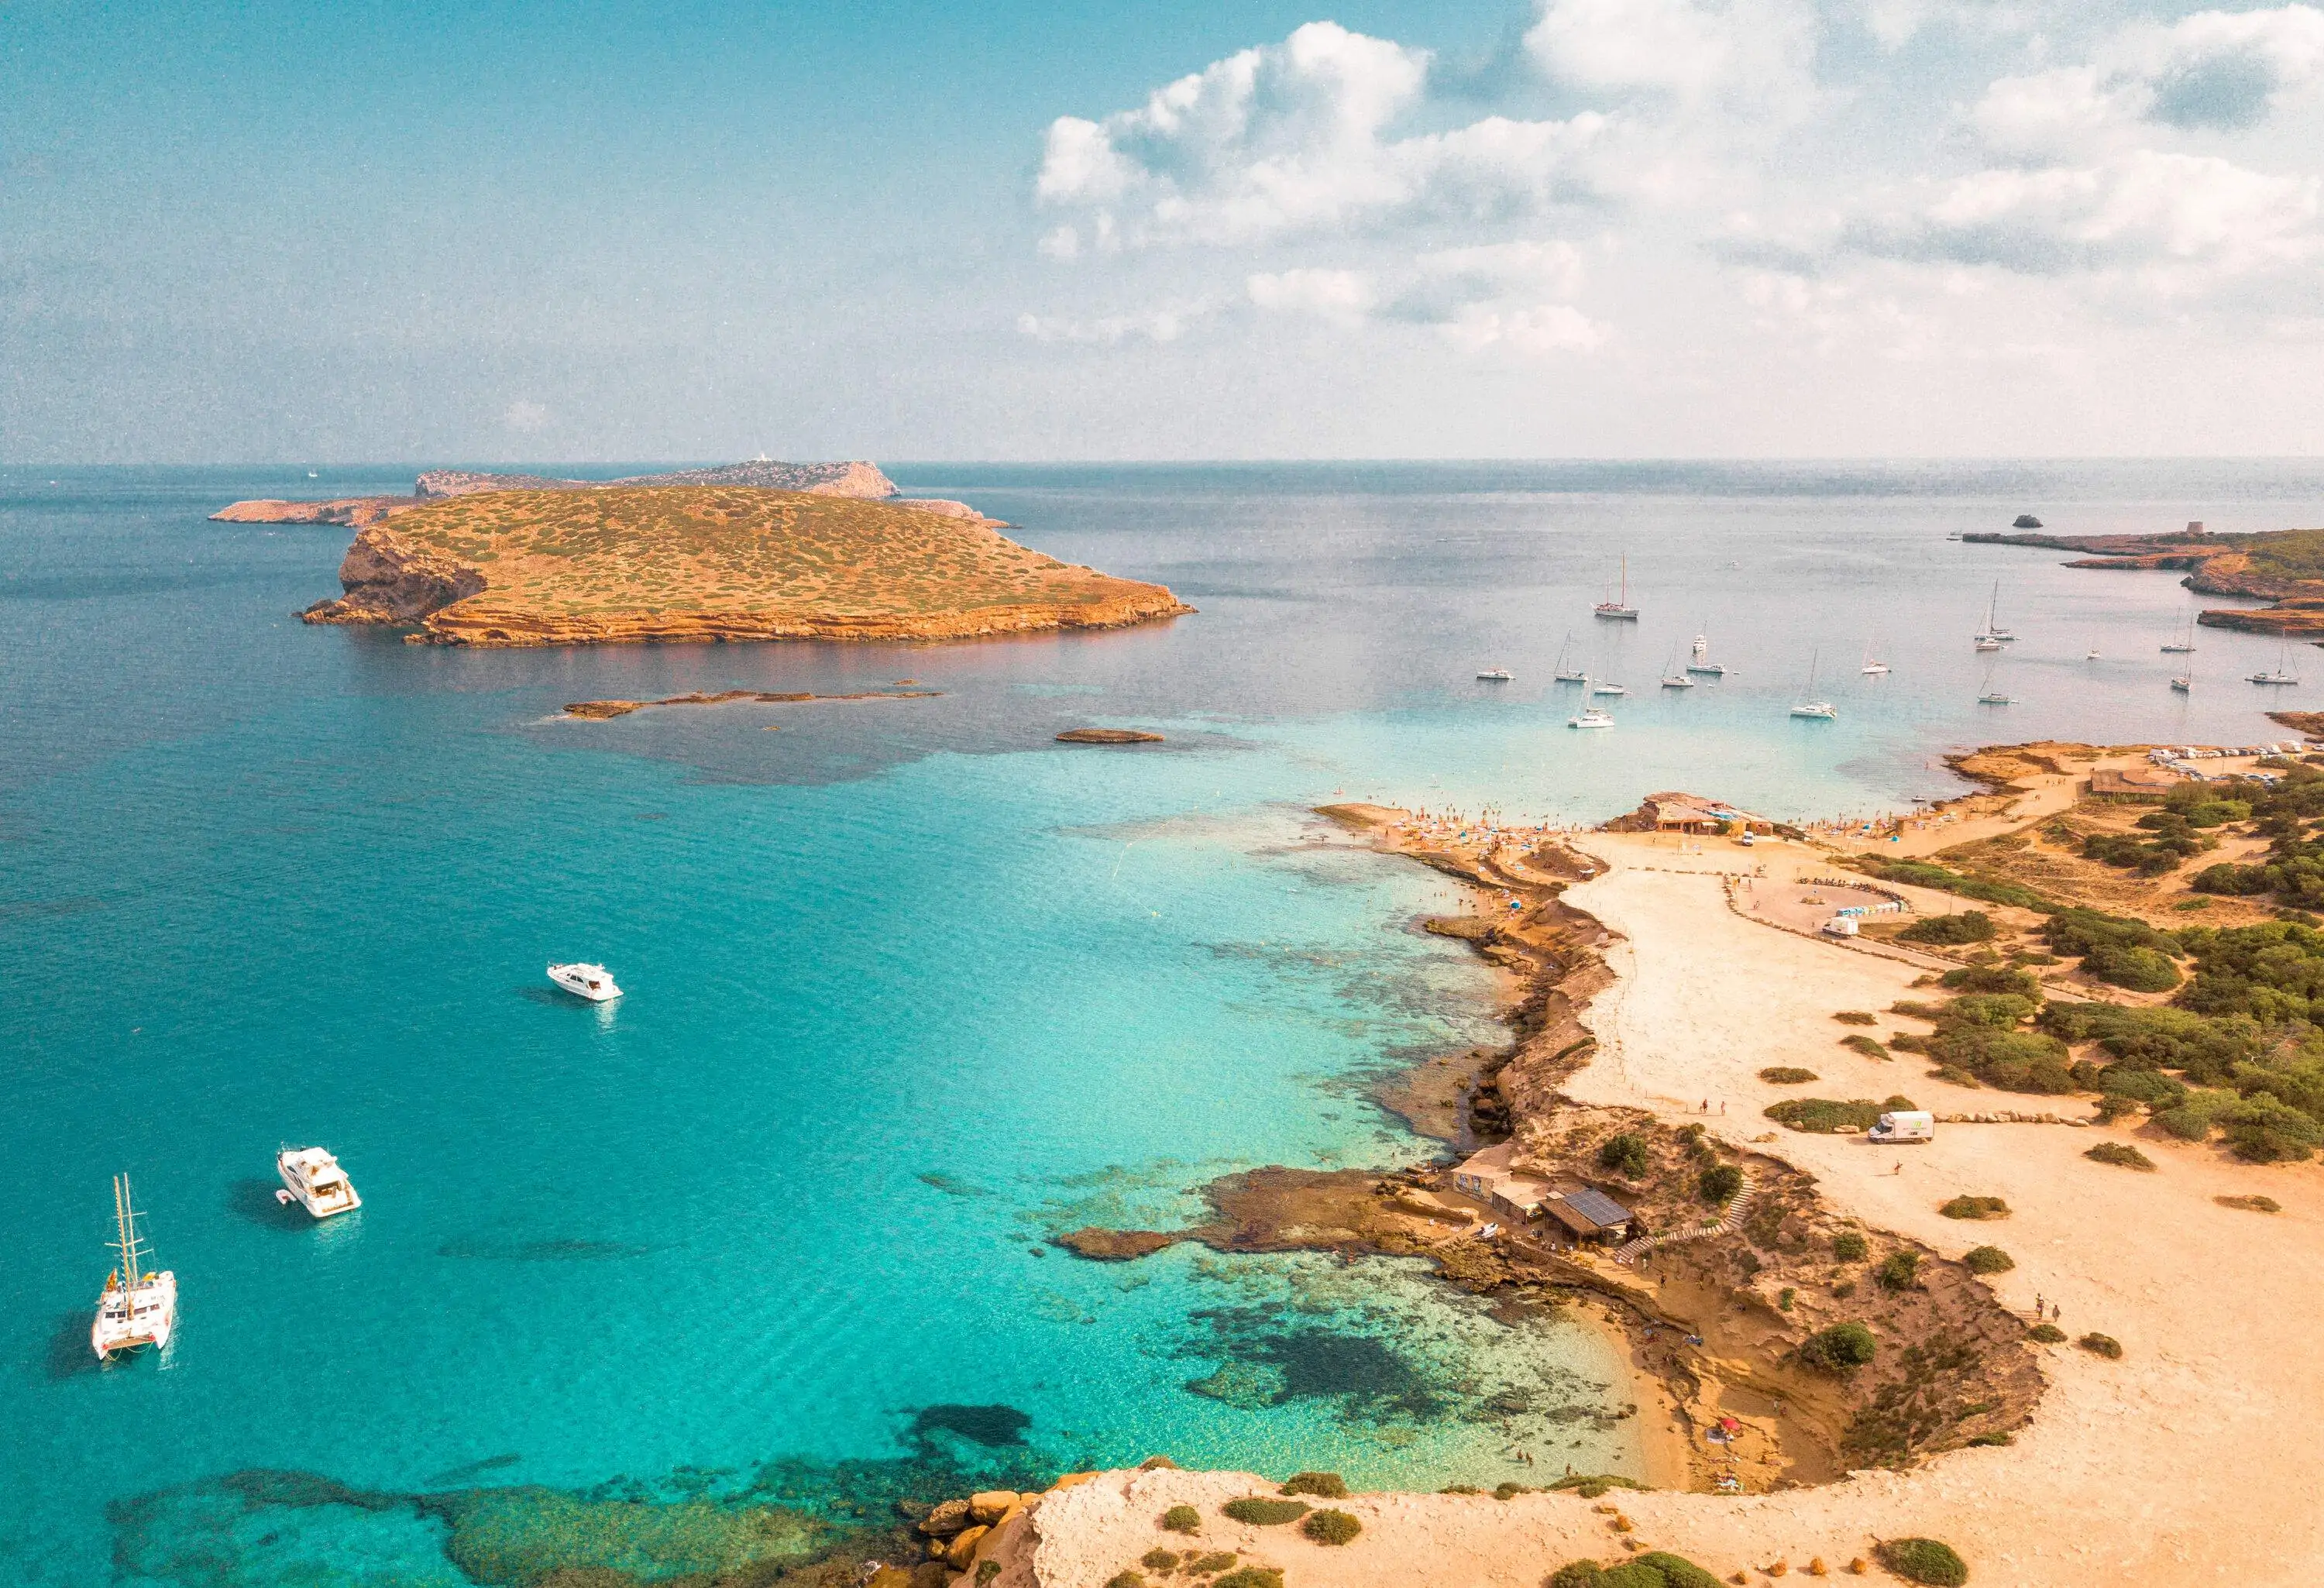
1979, 690, 2016, 705
1974, 579, 2012, 647
1476, 668, 1513, 682
2170, 675, 2192, 693
1591, 679, 1628, 697
1567, 706, 1615, 730
1789, 649, 1836, 720
2162, 618, 2197, 655
1860, 642, 1889, 676
93, 1174, 176, 1363
1659, 646, 1693, 688
1593, 555, 1639, 620
1974, 634, 2002, 653
276, 1146, 361, 1219
2250, 642, 2300, 686
548, 962, 622, 1002
1552, 634, 1587, 684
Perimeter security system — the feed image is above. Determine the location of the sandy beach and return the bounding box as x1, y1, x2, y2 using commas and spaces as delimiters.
1003, 791, 2324, 1587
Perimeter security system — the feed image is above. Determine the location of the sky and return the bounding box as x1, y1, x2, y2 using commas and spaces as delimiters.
4, 0, 2322, 462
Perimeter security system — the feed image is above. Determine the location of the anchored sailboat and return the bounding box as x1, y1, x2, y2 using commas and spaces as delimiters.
1686, 624, 1730, 677
2162, 617, 2196, 655
1593, 555, 1639, 620
1860, 639, 1889, 676
92, 1174, 177, 1362
1789, 650, 1836, 720
1552, 634, 1587, 684
2249, 641, 2300, 686
1973, 580, 2010, 648
1659, 647, 1694, 688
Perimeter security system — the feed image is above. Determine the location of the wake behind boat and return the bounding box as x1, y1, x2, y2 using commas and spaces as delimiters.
548, 962, 622, 1002
93, 1174, 176, 1363
276, 1146, 360, 1218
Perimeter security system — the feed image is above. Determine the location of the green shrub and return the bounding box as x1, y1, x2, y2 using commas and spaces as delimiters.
2078, 1332, 2124, 1358
2155, 1088, 2236, 1141
1160, 1505, 1202, 1534
978, 1564, 1001, 1586
1865, 858, 2053, 912
1760, 1066, 1819, 1083
1631, 1555, 1722, 1588
1842, 1033, 1891, 1060
1491, 1482, 1535, 1500
1220, 1497, 1307, 1526
1939, 1194, 2009, 1220
1831, 1230, 1868, 1262
2027, 1322, 2066, 1342
1961, 1245, 2014, 1274
1697, 1164, 1744, 1204
2084, 1141, 2156, 1171
1439, 1484, 1481, 1494
2085, 942, 2181, 991
1597, 1132, 1652, 1178
1779, 1286, 1796, 1310
1547, 1565, 1607, 1588
1210, 1571, 1283, 1588
1899, 909, 1996, 945
1834, 1009, 1878, 1025
1875, 1249, 1921, 1291
1188, 1554, 1239, 1574
1875, 1537, 1969, 1586
2221, 1093, 2323, 1161
1278, 1471, 1346, 1499
2216, 1193, 2281, 1212
1546, 1473, 1647, 1498
1143, 1549, 1180, 1570
1798, 1321, 1879, 1373
1299, 1508, 1360, 1545
1105, 1573, 1146, 1588
1765, 1098, 1883, 1133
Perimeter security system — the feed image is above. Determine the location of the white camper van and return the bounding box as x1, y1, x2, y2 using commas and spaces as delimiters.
1868, 1110, 1934, 1143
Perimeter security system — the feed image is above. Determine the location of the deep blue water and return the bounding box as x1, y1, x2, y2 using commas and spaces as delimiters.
6, 460, 2324, 1585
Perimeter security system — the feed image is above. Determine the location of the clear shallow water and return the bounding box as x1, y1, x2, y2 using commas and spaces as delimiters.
5, 460, 2324, 1584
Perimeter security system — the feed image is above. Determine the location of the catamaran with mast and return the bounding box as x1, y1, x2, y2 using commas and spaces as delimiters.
1789, 650, 1836, 720
92, 1174, 177, 1362
1593, 556, 1639, 620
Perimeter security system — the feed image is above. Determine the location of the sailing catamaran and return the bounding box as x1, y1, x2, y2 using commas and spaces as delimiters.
1593, 556, 1639, 620
1789, 650, 1836, 720
92, 1174, 177, 1362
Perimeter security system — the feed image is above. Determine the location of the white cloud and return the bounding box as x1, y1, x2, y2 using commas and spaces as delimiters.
1015, 303, 1211, 344
1034, 21, 1606, 248
1525, 0, 1816, 108
1246, 268, 1376, 326
1438, 301, 1608, 354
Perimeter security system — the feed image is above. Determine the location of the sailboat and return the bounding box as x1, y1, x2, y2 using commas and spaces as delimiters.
1659, 647, 1694, 689
1973, 580, 2010, 648
1552, 634, 1587, 684
1476, 667, 1513, 682
1593, 555, 1639, 620
2162, 618, 2196, 655
1592, 676, 1628, 696
2248, 642, 2299, 686
1567, 705, 1615, 729
1789, 650, 1836, 720
2170, 673, 2192, 693
1860, 640, 1889, 676
1978, 659, 2015, 705
92, 1174, 177, 1362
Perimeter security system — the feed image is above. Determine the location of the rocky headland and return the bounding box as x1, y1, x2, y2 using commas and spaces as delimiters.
1965, 524, 2324, 637
290, 484, 1191, 648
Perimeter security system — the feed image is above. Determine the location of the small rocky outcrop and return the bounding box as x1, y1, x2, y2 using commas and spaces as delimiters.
301, 528, 486, 624
2012, 514, 2043, 528
211, 497, 410, 528
1056, 728, 1165, 744
1056, 1228, 1181, 1260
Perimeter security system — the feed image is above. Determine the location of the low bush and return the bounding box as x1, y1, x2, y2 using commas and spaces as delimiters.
1875, 1249, 1921, 1291
1875, 1537, 1970, 1586
1831, 1278, 1857, 1298
2078, 1332, 2124, 1359
1187, 1554, 1238, 1574
1842, 1034, 1891, 1060
1939, 1194, 2010, 1220
1865, 858, 2054, 912
1221, 1498, 1307, 1526
978, 1564, 1001, 1587
1548, 1565, 1608, 1588
1597, 1132, 1652, 1178
2221, 1093, 2323, 1162
1798, 1321, 1879, 1374
1546, 1473, 1648, 1498
2216, 1193, 2281, 1212
1760, 1066, 1819, 1083
1765, 1098, 1883, 1133
2084, 1141, 2156, 1171
1143, 1549, 1180, 1570
1898, 910, 1996, 945
1831, 1230, 1868, 1262
1779, 1286, 1796, 1311
1834, 1009, 1879, 1025
2027, 1322, 2066, 1342
1632, 1553, 1724, 1588
1278, 1471, 1346, 1499
1698, 1164, 1744, 1204
1105, 1573, 1146, 1588
1547, 1557, 1720, 1588
1965, 1431, 2013, 1446
1210, 1571, 1283, 1588
1961, 1245, 2014, 1274
1299, 1508, 1360, 1545
2085, 941, 2182, 991
1160, 1505, 1202, 1534
2154, 1088, 2237, 1142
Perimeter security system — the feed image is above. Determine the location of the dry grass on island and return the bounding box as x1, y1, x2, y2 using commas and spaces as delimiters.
295, 485, 1192, 648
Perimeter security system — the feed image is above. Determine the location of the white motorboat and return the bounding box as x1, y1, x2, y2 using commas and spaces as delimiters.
1978, 691, 2016, 705
1860, 641, 1889, 676
93, 1174, 176, 1362
1591, 680, 1628, 697
1593, 555, 1639, 620
1567, 706, 1615, 729
276, 1146, 361, 1219
1790, 649, 1836, 720
1476, 668, 1513, 682
548, 962, 622, 1002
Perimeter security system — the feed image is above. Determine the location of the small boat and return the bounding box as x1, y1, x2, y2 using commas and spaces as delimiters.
1659, 647, 1693, 688
2250, 642, 2300, 686
1978, 691, 2015, 705
1686, 627, 1730, 676
2086, 644, 2101, 660
2170, 675, 2192, 693
1552, 635, 1587, 684
276, 1146, 361, 1219
1592, 680, 1628, 697
548, 962, 622, 1002
1860, 641, 1888, 676
93, 1174, 177, 1363
2162, 618, 2196, 655
1974, 635, 2001, 652
1593, 555, 1639, 621
1476, 668, 1513, 682
1790, 649, 1836, 720
1974, 579, 2014, 645
1567, 706, 1615, 730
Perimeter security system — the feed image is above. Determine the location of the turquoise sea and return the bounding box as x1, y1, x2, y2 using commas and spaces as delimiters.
7, 461, 2324, 1585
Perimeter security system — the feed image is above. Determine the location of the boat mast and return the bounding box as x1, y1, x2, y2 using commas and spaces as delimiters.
111, 1174, 146, 1287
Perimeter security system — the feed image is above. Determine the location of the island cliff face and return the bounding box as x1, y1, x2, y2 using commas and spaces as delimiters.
1966, 525, 2324, 636
297, 485, 1191, 647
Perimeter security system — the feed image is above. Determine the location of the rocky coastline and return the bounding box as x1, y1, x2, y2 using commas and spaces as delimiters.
1965, 524, 2324, 637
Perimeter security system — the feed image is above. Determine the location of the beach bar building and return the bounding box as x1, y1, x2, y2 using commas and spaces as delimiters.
1450, 1143, 1558, 1223
1608, 792, 1778, 837
1541, 1188, 1635, 1246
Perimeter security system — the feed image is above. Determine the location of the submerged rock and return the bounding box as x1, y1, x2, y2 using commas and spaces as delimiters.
1055, 1227, 1181, 1260
1056, 727, 1165, 744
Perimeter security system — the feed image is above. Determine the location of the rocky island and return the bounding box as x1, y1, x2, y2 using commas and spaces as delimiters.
1966, 522, 2324, 637
273, 483, 1188, 648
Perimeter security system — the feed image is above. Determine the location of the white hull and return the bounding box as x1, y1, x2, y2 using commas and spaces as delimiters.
548, 962, 621, 1002
1790, 703, 1836, 720
277, 1146, 361, 1219
93, 1270, 176, 1360
1567, 710, 1615, 729
1476, 669, 1512, 682
1554, 671, 1588, 684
